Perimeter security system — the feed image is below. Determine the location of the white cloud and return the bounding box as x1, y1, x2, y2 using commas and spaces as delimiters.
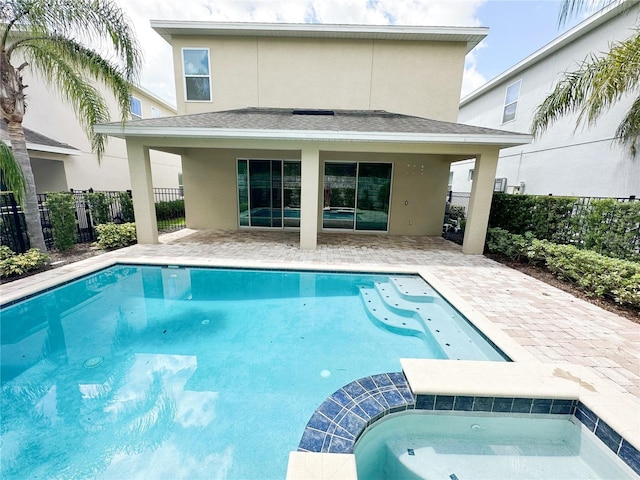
461, 40, 487, 98
114, 0, 487, 106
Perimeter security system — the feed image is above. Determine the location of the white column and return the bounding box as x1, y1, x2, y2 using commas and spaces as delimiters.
300, 146, 320, 250
462, 148, 499, 254
126, 139, 159, 244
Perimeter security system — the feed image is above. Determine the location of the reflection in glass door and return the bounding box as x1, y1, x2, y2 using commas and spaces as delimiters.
237, 159, 301, 228
323, 162, 392, 231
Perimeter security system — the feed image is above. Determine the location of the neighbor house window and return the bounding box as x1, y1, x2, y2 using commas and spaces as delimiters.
182, 48, 211, 101
151, 106, 161, 118
502, 80, 521, 123
130, 96, 142, 118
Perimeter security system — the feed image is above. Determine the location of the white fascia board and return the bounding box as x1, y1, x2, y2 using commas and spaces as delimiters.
1, 139, 80, 156
95, 125, 532, 147
460, 0, 636, 106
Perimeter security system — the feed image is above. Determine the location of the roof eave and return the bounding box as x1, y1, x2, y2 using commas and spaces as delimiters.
1, 139, 80, 156
150, 21, 488, 53
94, 125, 532, 148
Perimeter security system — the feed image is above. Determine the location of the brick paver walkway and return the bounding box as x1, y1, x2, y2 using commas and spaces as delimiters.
3, 229, 638, 401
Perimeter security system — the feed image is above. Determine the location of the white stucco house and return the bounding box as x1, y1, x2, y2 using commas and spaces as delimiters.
451, 1, 640, 200
96, 22, 531, 254
1, 80, 181, 194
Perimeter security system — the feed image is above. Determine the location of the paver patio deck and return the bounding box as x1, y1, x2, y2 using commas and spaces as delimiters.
2, 229, 638, 405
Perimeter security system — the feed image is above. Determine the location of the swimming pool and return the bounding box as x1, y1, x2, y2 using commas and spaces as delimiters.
354, 411, 638, 479
0, 265, 506, 479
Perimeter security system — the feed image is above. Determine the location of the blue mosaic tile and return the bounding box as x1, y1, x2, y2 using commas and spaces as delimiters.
350, 403, 372, 421
551, 399, 575, 415
382, 389, 406, 408
531, 398, 553, 414
397, 386, 415, 403
595, 419, 622, 454
454, 396, 474, 411
492, 397, 513, 413
434, 395, 455, 410
338, 413, 366, 436
318, 398, 343, 421
371, 373, 394, 389
512, 398, 533, 414
343, 381, 367, 399
416, 394, 435, 410
359, 395, 386, 418
372, 392, 390, 409
330, 389, 355, 408
332, 424, 356, 440
472, 397, 493, 412
388, 372, 407, 386
326, 435, 354, 454
298, 427, 326, 452
307, 411, 331, 432
575, 403, 597, 431
358, 377, 377, 392
389, 404, 407, 414
619, 440, 640, 476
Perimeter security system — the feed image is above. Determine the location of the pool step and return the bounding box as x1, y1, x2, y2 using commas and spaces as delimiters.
388, 276, 439, 302
360, 281, 492, 360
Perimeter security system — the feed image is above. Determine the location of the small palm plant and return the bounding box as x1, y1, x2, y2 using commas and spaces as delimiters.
0, 0, 142, 251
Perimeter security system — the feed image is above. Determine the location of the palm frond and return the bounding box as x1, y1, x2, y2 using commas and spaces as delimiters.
21, 42, 111, 158
0, 140, 26, 204
614, 94, 640, 150
558, 0, 613, 26
532, 30, 640, 146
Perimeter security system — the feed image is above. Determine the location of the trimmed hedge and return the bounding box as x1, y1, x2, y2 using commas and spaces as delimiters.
95, 223, 137, 250
489, 193, 640, 262
486, 227, 640, 308
45, 192, 77, 251
155, 199, 185, 221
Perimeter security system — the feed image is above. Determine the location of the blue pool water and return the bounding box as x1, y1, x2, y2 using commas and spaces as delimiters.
1, 265, 506, 479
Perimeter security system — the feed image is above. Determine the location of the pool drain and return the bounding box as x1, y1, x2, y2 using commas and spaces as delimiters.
83, 356, 104, 368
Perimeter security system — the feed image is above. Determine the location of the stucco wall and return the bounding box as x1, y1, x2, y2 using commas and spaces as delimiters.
182, 148, 449, 235
456, 7, 640, 197
171, 36, 466, 122
30, 158, 68, 193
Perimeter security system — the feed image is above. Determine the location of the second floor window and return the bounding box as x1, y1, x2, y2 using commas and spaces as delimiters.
183, 48, 211, 101
151, 106, 161, 118
130, 96, 142, 118
502, 80, 521, 123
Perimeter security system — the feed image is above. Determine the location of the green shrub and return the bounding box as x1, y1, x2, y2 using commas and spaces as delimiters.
485, 227, 640, 308
119, 192, 135, 223
86, 192, 112, 225
155, 199, 185, 220
45, 192, 77, 251
0, 247, 49, 278
581, 199, 640, 262
95, 223, 137, 249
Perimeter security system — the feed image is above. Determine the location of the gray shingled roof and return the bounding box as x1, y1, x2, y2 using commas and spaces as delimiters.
1, 122, 78, 151
101, 107, 525, 137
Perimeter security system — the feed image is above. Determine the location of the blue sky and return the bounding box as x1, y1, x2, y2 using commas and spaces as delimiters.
117, 0, 592, 105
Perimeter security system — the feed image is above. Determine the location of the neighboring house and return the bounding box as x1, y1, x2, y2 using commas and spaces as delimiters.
1, 76, 181, 193
96, 22, 530, 254
452, 1, 640, 199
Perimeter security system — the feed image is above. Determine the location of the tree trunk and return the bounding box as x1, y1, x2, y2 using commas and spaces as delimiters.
1, 47, 47, 252
7, 121, 47, 252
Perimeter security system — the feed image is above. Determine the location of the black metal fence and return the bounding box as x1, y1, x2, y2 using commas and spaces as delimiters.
1, 188, 185, 253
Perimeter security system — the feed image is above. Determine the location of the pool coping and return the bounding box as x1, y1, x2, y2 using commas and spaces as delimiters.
2, 253, 638, 479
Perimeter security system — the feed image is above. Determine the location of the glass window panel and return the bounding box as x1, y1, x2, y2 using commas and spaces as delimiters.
249, 160, 272, 227
502, 102, 517, 123
356, 163, 392, 231
283, 161, 301, 228
323, 162, 356, 230
505, 81, 521, 105
185, 77, 211, 101
183, 49, 210, 75
271, 160, 282, 227
237, 160, 249, 226
130, 96, 142, 117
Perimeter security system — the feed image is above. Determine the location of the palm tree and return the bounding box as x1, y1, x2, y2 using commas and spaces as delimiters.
531, 0, 640, 153
0, 0, 141, 252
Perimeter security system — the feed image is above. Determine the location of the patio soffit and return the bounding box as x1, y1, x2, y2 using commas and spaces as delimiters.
95, 108, 532, 149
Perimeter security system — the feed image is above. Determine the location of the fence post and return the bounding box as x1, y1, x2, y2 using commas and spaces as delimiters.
9, 194, 28, 253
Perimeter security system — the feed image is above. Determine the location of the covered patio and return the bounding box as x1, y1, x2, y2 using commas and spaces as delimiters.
96, 108, 531, 254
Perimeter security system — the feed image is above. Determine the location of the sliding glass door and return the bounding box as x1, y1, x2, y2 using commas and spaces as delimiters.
237, 159, 301, 228
323, 161, 392, 231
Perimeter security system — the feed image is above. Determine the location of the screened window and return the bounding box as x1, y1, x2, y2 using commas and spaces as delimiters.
182, 48, 211, 101
502, 80, 521, 123
130, 96, 142, 118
